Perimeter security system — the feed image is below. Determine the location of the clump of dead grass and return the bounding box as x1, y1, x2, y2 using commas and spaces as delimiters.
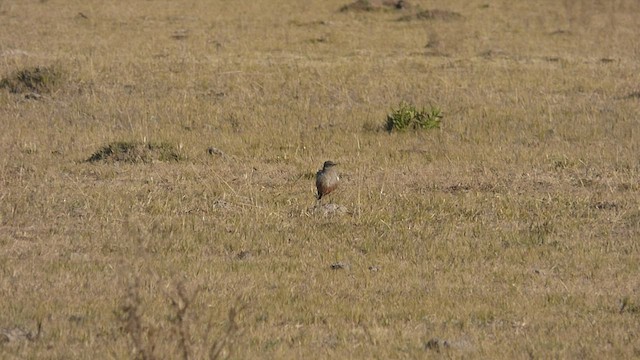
86, 141, 184, 164
0, 65, 64, 94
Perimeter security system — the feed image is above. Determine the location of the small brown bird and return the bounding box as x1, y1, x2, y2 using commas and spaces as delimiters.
316, 161, 339, 200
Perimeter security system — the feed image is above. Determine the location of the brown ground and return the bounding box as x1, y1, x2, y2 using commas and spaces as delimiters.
1, 0, 639, 358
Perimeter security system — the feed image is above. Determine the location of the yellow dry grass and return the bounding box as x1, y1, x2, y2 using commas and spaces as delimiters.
1, 0, 639, 358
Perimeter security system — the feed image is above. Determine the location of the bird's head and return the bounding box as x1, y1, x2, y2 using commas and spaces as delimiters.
323, 161, 338, 169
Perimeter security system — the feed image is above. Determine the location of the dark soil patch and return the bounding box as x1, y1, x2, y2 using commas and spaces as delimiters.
398, 9, 463, 21
0, 66, 64, 94
86, 141, 184, 164
340, 0, 411, 12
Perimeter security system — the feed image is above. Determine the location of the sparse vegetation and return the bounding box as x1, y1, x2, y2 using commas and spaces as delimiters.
385, 102, 442, 131
1, 0, 640, 358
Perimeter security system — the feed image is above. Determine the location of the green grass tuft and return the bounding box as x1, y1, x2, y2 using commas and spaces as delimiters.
385, 102, 442, 132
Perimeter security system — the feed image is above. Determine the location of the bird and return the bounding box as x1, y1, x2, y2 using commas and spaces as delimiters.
316, 161, 339, 200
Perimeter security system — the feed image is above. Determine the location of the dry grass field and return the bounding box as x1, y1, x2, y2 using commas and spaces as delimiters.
1, 0, 640, 358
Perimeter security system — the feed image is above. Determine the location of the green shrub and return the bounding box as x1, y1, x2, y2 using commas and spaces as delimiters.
385, 102, 442, 132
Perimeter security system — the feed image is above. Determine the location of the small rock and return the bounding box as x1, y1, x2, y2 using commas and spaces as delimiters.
330, 262, 348, 270
24, 92, 42, 100
207, 147, 225, 156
